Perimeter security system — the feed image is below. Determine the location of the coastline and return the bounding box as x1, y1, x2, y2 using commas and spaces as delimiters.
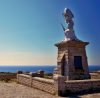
0, 65, 99, 73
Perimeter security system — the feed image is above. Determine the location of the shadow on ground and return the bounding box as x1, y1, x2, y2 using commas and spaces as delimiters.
60, 90, 100, 98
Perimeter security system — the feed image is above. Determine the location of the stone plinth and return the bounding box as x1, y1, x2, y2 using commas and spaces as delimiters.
53, 40, 91, 80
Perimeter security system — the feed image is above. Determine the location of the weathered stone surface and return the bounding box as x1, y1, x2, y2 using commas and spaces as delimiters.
54, 40, 90, 80
17, 73, 100, 96
64, 79, 100, 93
17, 74, 56, 95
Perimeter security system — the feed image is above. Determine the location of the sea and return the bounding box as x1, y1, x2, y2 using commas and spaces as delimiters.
0, 65, 100, 73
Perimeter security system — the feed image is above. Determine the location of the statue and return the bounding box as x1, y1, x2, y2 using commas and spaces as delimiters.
61, 8, 79, 41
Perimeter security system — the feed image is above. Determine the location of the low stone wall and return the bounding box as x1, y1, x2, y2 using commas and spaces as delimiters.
57, 76, 100, 95
90, 72, 100, 79
17, 74, 56, 95
17, 74, 100, 96
54, 76, 100, 96
65, 79, 100, 93
17, 74, 32, 87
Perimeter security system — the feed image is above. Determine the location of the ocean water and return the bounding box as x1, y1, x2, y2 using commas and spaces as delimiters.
0, 65, 99, 73
0, 65, 55, 73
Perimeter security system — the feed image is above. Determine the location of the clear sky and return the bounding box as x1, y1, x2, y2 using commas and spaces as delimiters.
0, 0, 100, 65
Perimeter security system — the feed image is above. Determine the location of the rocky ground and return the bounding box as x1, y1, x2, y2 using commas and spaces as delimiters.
0, 82, 58, 98
0, 82, 99, 98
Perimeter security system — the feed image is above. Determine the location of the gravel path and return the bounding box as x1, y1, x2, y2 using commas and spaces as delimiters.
0, 82, 60, 98
0, 82, 99, 98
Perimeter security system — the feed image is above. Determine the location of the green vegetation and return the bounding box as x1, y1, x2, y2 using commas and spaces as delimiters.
44, 73, 53, 79
0, 72, 17, 83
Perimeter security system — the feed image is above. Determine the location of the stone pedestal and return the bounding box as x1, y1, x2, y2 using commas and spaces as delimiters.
53, 40, 91, 80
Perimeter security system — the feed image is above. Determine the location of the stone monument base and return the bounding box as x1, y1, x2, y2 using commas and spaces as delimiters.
54, 40, 91, 80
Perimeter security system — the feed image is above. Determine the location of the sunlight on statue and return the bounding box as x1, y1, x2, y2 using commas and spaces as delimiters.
61, 8, 79, 41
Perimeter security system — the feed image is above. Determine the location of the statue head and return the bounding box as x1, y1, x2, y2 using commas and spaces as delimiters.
63, 8, 74, 23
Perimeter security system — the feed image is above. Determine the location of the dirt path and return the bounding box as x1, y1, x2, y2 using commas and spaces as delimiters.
0, 82, 99, 98
0, 82, 60, 98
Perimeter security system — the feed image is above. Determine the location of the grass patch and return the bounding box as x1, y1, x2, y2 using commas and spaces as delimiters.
44, 73, 53, 79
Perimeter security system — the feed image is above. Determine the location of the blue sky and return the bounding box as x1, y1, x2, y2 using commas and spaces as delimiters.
0, 0, 100, 65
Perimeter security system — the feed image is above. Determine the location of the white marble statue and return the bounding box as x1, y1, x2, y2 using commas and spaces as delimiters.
62, 8, 78, 41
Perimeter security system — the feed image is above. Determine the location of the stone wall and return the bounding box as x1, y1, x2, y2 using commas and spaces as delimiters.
17, 74, 100, 96
57, 76, 100, 95
90, 72, 100, 79
17, 74, 32, 87
65, 79, 100, 93
17, 74, 56, 95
